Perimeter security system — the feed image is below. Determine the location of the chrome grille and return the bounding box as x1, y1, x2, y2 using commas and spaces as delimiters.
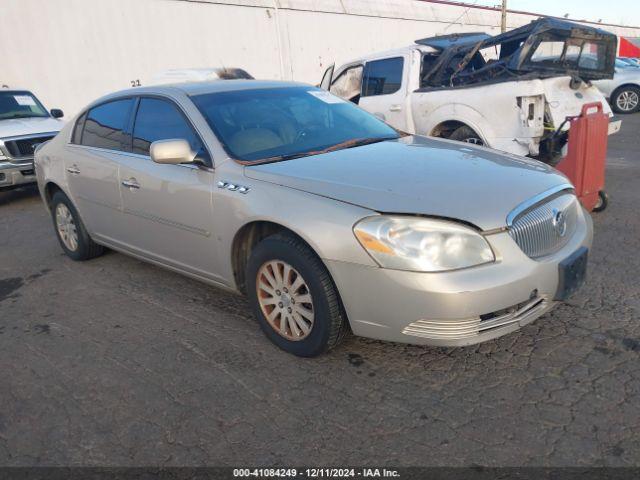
508, 193, 579, 259
402, 296, 549, 340
5, 135, 55, 159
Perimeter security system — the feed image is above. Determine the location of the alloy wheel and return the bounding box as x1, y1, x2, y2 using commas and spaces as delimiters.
616, 90, 639, 112
55, 203, 78, 251
256, 260, 314, 341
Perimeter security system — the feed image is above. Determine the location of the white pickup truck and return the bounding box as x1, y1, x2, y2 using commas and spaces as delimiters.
0, 88, 64, 191
321, 18, 621, 164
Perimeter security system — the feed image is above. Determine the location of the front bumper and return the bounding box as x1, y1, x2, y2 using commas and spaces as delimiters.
608, 116, 622, 135
326, 209, 593, 347
0, 159, 37, 189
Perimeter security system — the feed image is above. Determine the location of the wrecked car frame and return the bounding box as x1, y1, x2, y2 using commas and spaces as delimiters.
321, 18, 620, 163
418, 18, 617, 88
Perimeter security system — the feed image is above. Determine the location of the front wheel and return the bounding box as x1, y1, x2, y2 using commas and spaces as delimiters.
51, 191, 105, 261
246, 233, 348, 357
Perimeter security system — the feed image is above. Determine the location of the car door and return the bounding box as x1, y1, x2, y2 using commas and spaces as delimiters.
358, 56, 408, 131
115, 96, 220, 280
65, 98, 135, 237
329, 64, 364, 104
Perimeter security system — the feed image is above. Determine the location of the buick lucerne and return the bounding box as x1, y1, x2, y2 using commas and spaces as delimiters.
35, 81, 592, 357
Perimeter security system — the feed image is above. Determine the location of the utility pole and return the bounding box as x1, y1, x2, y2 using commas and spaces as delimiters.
501, 0, 507, 32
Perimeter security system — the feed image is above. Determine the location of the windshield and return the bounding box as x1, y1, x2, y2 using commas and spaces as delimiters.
0, 91, 49, 120
191, 86, 399, 163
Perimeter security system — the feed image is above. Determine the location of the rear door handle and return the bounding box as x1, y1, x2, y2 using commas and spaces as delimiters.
121, 178, 140, 189
389, 104, 402, 112
66, 165, 80, 175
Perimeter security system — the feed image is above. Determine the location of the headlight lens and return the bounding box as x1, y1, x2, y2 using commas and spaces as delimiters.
354, 216, 495, 272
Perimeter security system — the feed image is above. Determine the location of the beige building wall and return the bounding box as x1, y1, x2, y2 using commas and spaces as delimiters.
2, 0, 639, 116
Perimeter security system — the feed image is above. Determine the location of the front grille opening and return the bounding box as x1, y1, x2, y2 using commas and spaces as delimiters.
0, 173, 6, 182
480, 296, 541, 322
478, 296, 546, 333
20, 169, 35, 176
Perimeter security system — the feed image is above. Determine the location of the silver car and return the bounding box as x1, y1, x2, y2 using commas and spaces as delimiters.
35, 80, 592, 357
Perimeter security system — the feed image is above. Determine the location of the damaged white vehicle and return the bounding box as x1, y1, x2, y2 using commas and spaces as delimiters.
321, 18, 621, 164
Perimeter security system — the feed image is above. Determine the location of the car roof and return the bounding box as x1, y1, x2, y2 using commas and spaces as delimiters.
1, 88, 35, 93
87, 79, 309, 109
337, 44, 437, 70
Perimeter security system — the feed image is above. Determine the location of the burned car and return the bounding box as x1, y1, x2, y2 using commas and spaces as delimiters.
321, 18, 620, 164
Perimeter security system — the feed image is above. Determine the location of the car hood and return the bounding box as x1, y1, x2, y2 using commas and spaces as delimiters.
244, 136, 572, 231
0, 117, 64, 139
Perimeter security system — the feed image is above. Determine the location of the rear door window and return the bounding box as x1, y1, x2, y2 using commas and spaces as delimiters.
362, 57, 404, 97
81, 99, 134, 151
132, 97, 210, 164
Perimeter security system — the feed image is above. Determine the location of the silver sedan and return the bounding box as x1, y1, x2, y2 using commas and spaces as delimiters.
35, 80, 592, 357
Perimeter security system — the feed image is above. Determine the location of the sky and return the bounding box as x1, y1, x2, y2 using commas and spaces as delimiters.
467, 0, 640, 27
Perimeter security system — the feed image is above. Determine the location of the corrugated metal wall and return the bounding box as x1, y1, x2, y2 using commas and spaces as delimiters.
2, 0, 639, 116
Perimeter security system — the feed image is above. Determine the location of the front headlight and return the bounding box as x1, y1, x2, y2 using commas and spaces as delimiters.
353, 216, 495, 272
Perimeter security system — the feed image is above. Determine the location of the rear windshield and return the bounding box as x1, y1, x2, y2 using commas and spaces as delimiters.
526, 36, 610, 72
191, 86, 399, 163
0, 91, 49, 120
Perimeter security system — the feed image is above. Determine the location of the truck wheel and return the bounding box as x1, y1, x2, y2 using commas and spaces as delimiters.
611, 86, 640, 114
449, 126, 484, 145
246, 233, 348, 357
51, 191, 105, 261
592, 190, 609, 213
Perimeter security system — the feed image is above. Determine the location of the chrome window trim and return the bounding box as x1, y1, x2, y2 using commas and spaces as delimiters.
65, 143, 213, 171
506, 183, 575, 227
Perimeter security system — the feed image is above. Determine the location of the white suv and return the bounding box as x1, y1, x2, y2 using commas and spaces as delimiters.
0, 89, 64, 191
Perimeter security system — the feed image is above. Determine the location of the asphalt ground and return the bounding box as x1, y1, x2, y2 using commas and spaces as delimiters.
1, 114, 639, 467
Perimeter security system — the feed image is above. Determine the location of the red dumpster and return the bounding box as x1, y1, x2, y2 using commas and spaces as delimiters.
555, 102, 609, 212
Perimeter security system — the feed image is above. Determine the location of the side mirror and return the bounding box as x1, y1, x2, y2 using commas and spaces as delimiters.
150, 139, 195, 165
50, 109, 64, 118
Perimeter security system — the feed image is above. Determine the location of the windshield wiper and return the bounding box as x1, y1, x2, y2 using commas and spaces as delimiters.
319, 136, 394, 154
251, 137, 397, 165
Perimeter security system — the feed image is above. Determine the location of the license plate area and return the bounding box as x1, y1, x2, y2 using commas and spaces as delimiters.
555, 247, 588, 301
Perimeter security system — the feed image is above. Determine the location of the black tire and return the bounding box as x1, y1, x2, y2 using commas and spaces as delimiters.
50, 191, 104, 261
592, 190, 609, 213
611, 85, 640, 114
449, 125, 484, 145
246, 233, 348, 357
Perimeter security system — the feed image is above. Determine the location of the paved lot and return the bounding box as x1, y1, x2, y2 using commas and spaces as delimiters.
1, 115, 639, 468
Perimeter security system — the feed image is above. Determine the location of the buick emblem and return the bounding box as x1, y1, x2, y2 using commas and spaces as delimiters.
31, 143, 42, 152
552, 208, 567, 237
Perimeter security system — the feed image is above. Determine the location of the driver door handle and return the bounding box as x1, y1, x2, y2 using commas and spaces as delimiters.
389, 104, 402, 112
121, 178, 140, 189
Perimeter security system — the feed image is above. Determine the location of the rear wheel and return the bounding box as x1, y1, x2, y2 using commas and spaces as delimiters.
449, 125, 484, 145
51, 191, 104, 261
246, 233, 348, 357
611, 86, 640, 114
